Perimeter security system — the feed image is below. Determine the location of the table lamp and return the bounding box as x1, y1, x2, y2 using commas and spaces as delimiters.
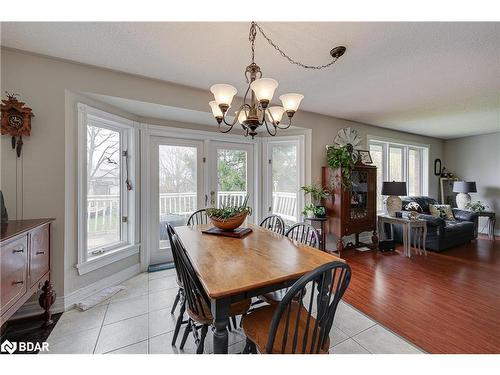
381, 181, 407, 217
453, 181, 476, 210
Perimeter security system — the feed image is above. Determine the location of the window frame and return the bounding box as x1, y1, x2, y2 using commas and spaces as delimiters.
368, 135, 429, 213
77, 104, 139, 275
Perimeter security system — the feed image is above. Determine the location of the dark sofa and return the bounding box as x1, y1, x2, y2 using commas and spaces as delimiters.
391, 196, 478, 252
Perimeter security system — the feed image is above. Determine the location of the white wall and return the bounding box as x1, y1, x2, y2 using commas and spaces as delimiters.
1, 48, 445, 306
444, 132, 500, 235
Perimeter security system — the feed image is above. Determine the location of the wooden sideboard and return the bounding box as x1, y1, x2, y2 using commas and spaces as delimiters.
1, 218, 56, 327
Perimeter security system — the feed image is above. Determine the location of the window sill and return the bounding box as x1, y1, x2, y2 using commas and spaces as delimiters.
76, 244, 140, 275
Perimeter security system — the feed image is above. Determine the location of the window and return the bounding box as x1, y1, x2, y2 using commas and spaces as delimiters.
77, 104, 138, 274
368, 137, 429, 212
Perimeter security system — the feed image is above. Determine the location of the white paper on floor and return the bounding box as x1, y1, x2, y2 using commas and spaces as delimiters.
76, 285, 126, 311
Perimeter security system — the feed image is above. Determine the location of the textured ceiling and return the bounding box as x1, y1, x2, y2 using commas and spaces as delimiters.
2, 22, 499, 139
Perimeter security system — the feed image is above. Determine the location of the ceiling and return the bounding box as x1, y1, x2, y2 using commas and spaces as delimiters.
2, 22, 499, 139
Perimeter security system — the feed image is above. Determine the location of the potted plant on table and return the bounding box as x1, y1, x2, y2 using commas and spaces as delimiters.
206, 195, 252, 231
300, 184, 329, 218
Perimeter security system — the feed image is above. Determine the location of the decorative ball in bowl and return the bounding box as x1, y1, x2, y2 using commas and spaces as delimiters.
206, 198, 252, 231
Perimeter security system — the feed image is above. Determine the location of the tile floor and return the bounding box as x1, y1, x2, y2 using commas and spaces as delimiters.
43, 269, 423, 354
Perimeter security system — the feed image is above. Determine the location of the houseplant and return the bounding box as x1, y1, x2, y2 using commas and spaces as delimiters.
206, 195, 252, 231
326, 145, 356, 188
465, 201, 489, 213
300, 184, 329, 218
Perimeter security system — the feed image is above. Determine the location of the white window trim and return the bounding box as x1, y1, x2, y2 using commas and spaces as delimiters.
367, 134, 429, 213
76, 104, 139, 275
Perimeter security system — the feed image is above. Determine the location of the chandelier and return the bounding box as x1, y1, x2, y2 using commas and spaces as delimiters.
208, 22, 346, 138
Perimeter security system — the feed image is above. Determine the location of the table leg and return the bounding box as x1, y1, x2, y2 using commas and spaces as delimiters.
490, 218, 496, 240
422, 224, 427, 256
406, 224, 412, 258
211, 297, 230, 354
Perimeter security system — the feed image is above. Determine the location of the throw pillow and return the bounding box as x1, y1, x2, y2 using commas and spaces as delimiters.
404, 201, 423, 213
429, 204, 455, 220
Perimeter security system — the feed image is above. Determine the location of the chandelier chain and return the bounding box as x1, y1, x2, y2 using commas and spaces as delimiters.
253, 22, 339, 70
249, 22, 257, 63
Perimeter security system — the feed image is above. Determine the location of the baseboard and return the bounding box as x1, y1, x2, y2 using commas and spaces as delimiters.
11, 263, 141, 320
64, 263, 141, 309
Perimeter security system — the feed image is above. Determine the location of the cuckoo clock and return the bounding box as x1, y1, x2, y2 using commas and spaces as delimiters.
1, 92, 35, 157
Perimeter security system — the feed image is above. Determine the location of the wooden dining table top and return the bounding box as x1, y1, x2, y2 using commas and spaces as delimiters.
175, 224, 343, 299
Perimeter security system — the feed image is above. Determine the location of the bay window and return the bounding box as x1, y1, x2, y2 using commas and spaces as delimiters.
368, 137, 429, 212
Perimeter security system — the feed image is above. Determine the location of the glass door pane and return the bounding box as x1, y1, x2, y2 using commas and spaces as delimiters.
209, 141, 254, 222
270, 143, 298, 226
150, 137, 203, 265
216, 148, 247, 208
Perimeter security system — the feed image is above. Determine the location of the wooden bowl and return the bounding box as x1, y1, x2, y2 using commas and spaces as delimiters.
209, 211, 248, 231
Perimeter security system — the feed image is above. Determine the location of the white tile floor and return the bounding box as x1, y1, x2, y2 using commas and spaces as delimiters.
43, 269, 424, 354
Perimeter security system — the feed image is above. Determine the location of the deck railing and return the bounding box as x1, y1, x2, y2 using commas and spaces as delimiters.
87, 190, 298, 233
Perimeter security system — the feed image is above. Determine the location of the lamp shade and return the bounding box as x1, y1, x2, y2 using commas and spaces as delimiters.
381, 181, 407, 196
266, 106, 285, 124
250, 78, 278, 103
210, 84, 237, 107
279, 93, 304, 112
453, 181, 477, 193
208, 101, 223, 118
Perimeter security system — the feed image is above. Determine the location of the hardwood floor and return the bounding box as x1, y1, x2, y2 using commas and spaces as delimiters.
341, 235, 500, 353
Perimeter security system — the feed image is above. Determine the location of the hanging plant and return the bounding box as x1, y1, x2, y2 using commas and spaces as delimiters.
326, 145, 356, 189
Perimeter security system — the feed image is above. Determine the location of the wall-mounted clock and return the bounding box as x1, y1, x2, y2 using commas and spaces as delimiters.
1, 92, 34, 157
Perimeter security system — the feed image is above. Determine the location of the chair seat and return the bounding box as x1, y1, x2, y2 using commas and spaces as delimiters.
187, 298, 251, 325
242, 304, 330, 354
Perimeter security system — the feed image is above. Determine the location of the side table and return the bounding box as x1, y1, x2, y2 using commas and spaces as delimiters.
305, 217, 328, 252
377, 215, 427, 257
475, 211, 496, 240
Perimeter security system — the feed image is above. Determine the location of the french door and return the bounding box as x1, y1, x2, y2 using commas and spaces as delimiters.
148, 137, 255, 265
208, 141, 255, 223
149, 137, 204, 264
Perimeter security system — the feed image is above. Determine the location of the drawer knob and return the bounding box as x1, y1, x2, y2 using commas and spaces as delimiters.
12, 280, 24, 285
12, 248, 24, 253
36, 251, 45, 255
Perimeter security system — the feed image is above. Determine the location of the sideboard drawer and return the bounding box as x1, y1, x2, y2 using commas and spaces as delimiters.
29, 224, 50, 287
0, 235, 28, 313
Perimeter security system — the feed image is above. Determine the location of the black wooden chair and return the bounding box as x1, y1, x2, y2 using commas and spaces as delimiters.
170, 232, 252, 353
258, 223, 322, 306
242, 261, 351, 354
285, 222, 320, 248
166, 223, 188, 346
259, 215, 285, 235
187, 209, 209, 226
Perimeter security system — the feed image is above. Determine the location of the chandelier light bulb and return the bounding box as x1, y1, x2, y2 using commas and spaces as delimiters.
266, 106, 285, 124
279, 93, 304, 114
210, 84, 237, 109
250, 78, 278, 107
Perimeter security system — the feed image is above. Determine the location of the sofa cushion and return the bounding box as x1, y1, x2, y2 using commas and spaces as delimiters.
402, 196, 437, 213
444, 220, 474, 234
429, 204, 455, 220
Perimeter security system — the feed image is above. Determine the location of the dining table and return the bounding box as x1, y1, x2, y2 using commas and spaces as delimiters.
174, 223, 343, 354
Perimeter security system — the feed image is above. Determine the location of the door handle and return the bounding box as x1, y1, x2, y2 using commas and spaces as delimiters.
12, 247, 24, 254
36, 251, 46, 255
205, 194, 208, 207
12, 280, 24, 285
210, 191, 216, 206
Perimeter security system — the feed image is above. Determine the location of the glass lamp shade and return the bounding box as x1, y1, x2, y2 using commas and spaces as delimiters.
210, 84, 237, 107
237, 109, 248, 124
209, 101, 223, 118
279, 93, 304, 112
266, 106, 285, 124
250, 78, 278, 103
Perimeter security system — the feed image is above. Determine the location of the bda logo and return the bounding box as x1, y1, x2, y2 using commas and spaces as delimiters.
1, 339, 17, 354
